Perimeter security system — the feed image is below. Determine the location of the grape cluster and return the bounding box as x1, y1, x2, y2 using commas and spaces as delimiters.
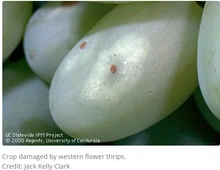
2, 1, 220, 145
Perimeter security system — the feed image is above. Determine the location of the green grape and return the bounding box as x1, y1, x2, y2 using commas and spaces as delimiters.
23, 1, 116, 83
3, 1, 33, 62
49, 1, 202, 142
3, 59, 62, 145
197, 1, 220, 120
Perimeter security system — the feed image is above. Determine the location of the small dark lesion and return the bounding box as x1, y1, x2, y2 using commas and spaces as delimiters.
110, 64, 117, 74
80, 41, 87, 49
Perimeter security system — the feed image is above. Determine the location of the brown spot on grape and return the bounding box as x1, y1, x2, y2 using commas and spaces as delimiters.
80, 42, 87, 49
110, 64, 117, 74
62, 1, 78, 7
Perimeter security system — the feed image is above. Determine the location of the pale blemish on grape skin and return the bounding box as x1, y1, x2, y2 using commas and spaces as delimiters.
110, 64, 117, 74
30, 52, 34, 60
208, 49, 216, 65
216, 86, 220, 102
62, 1, 78, 7
80, 42, 87, 49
